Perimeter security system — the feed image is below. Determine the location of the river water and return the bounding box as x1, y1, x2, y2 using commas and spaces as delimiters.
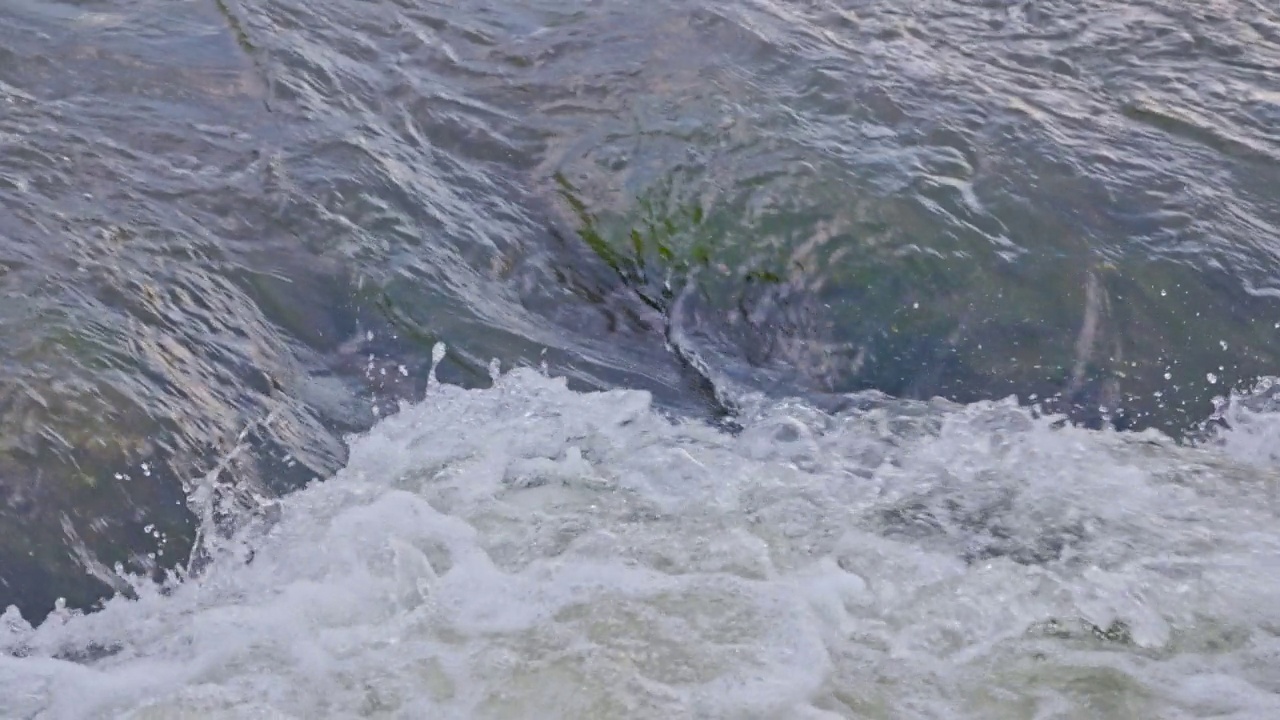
2, 0, 1280, 716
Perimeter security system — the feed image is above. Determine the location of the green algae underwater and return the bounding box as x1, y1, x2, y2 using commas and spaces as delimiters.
550, 168, 1280, 435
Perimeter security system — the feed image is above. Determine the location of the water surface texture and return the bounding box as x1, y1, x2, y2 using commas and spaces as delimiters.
4, 366, 1280, 718
2, 0, 1280, 715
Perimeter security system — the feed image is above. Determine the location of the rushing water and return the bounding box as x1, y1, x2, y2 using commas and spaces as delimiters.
2, 0, 1280, 715
3, 362, 1280, 718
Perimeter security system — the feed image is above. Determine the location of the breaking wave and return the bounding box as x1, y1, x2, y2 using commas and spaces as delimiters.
3, 352, 1279, 719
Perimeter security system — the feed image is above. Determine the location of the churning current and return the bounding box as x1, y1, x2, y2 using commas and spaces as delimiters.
2, 0, 1280, 717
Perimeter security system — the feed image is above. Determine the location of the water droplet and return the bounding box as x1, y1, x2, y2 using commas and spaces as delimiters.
428, 343, 447, 390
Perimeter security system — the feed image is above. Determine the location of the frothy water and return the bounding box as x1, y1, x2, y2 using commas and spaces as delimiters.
4, 357, 1279, 718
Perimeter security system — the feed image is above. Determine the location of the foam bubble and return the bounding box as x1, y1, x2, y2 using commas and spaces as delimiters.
3, 369, 1280, 718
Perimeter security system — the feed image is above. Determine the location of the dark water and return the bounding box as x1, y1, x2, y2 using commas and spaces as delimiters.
1, 0, 1278, 620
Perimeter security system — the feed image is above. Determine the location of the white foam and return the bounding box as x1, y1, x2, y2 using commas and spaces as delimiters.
3, 368, 1280, 718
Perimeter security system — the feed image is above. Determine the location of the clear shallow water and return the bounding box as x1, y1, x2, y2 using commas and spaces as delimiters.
2, 0, 1280, 711
3, 360, 1280, 718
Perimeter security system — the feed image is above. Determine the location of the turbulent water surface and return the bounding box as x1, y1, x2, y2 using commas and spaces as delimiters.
2, 0, 1280, 716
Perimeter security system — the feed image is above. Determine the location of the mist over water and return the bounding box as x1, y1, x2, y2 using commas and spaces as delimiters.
2, 0, 1280, 715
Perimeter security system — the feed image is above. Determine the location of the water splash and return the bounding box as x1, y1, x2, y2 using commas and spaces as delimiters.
3, 361, 1279, 718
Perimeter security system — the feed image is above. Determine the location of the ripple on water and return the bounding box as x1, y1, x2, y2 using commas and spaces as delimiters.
2, 0, 1280, 629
